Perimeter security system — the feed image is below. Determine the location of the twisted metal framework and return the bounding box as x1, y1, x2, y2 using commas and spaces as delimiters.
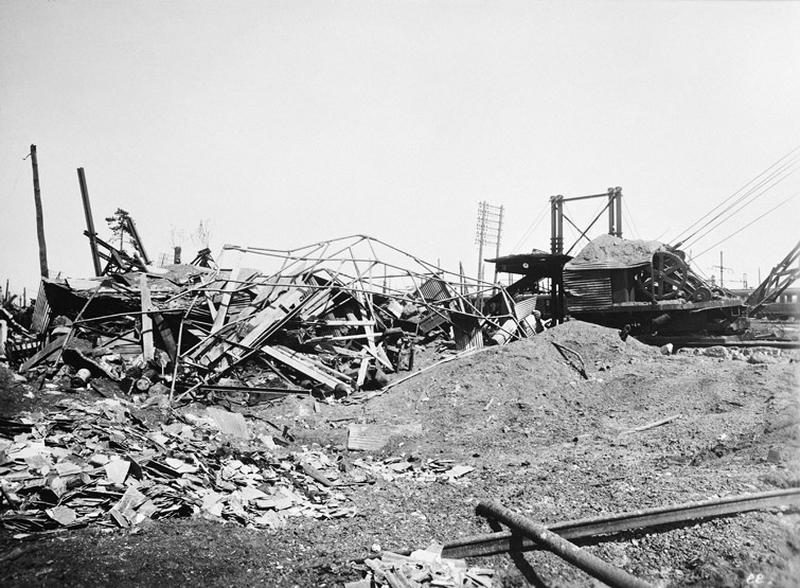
164, 235, 530, 399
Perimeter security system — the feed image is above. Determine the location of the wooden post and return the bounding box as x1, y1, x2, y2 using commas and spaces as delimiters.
30, 145, 49, 278
139, 274, 154, 362
77, 167, 103, 276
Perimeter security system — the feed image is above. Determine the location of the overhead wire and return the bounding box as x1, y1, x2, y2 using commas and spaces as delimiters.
671, 145, 800, 246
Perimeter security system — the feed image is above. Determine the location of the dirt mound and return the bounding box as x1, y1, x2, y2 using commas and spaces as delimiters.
360, 320, 661, 458
406, 319, 658, 391
565, 233, 662, 269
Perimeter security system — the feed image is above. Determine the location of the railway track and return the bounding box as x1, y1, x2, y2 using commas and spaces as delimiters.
442, 488, 800, 559
640, 336, 799, 350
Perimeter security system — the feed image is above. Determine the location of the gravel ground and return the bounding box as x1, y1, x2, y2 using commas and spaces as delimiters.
1, 320, 799, 587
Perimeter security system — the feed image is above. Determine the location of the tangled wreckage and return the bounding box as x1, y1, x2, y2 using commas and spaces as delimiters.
3, 234, 546, 402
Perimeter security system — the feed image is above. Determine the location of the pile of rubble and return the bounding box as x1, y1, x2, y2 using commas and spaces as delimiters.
0, 384, 480, 537
4, 235, 544, 405
0, 393, 358, 536
349, 542, 495, 588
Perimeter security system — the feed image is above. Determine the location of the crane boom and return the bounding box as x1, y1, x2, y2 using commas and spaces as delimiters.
746, 240, 800, 315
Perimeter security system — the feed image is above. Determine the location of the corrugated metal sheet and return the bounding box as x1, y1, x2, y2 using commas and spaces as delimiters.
30, 281, 51, 334
513, 295, 538, 319
418, 278, 451, 302
564, 270, 613, 311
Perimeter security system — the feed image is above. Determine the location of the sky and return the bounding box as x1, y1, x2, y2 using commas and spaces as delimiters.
1, 0, 799, 297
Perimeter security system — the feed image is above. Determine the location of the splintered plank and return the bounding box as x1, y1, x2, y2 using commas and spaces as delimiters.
238, 289, 305, 349
260, 345, 351, 392
202, 288, 305, 367
210, 249, 244, 333
356, 356, 370, 389
30, 281, 51, 334
18, 336, 67, 373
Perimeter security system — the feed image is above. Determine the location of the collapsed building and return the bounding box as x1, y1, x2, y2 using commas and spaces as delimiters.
4, 234, 548, 402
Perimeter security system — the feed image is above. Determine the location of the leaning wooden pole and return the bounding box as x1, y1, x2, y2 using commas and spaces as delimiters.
477, 501, 653, 588
30, 144, 49, 278
77, 167, 103, 276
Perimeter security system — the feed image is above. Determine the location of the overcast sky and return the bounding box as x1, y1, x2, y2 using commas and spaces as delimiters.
1, 0, 798, 296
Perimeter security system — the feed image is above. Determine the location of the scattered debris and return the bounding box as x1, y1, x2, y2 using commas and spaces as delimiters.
347, 423, 423, 451
0, 396, 358, 536
353, 542, 495, 588
620, 414, 682, 435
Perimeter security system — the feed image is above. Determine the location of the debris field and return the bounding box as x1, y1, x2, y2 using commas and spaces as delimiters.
1, 233, 799, 587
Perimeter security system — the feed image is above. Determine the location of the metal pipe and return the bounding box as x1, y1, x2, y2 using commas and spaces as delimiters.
450, 488, 800, 559
477, 501, 653, 588
615, 187, 623, 238
565, 201, 611, 255
608, 187, 615, 235
561, 192, 612, 202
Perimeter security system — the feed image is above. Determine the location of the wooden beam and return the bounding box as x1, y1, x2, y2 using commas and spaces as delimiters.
260, 344, 351, 392
139, 274, 154, 361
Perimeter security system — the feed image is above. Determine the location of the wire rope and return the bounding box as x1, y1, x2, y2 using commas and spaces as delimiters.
692, 193, 798, 259
671, 146, 800, 245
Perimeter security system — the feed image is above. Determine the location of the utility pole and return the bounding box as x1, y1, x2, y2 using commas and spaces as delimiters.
494, 206, 504, 283
713, 250, 732, 288
29, 144, 49, 278
475, 201, 504, 283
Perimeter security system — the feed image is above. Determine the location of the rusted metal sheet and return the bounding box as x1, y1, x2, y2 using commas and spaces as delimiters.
563, 270, 612, 311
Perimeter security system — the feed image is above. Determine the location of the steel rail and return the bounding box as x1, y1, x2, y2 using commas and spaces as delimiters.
443, 488, 800, 559
478, 501, 654, 588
